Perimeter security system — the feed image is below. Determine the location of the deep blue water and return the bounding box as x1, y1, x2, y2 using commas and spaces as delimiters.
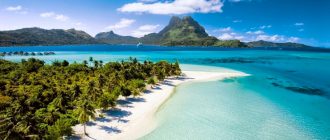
1, 45, 330, 139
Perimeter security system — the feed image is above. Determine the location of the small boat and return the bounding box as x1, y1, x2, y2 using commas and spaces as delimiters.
137, 42, 143, 47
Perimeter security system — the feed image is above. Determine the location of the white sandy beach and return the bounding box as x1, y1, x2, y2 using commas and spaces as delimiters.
72, 70, 249, 140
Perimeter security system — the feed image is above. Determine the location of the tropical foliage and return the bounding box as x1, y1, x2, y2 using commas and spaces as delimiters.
0, 57, 181, 139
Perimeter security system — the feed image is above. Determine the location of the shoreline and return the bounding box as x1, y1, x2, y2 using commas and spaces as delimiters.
72, 70, 249, 140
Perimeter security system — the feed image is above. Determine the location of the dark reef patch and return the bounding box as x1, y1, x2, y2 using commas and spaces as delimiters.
221, 78, 237, 83
285, 86, 325, 96
271, 82, 326, 97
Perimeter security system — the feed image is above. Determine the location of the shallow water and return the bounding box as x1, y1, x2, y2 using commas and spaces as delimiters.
1, 45, 330, 139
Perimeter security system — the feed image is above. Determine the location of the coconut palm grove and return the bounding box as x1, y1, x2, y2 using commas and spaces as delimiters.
0, 57, 181, 139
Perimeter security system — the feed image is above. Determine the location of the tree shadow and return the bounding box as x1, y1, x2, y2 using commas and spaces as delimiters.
116, 97, 145, 108
104, 108, 132, 118
117, 99, 132, 105
144, 89, 153, 94
86, 121, 97, 126
65, 135, 81, 140
162, 80, 175, 86
152, 86, 162, 90
99, 125, 122, 134
117, 118, 129, 123
95, 117, 111, 122
177, 77, 194, 81
126, 97, 145, 102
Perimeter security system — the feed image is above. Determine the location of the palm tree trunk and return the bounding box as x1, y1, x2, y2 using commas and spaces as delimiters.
84, 123, 86, 135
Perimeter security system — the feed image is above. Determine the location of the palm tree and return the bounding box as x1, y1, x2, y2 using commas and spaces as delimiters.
86, 80, 100, 102
93, 60, 99, 68
89, 57, 93, 62
99, 60, 103, 67
44, 104, 60, 124
74, 95, 95, 136
147, 76, 158, 88
71, 84, 82, 99
83, 60, 88, 66
89, 57, 93, 67
174, 60, 181, 78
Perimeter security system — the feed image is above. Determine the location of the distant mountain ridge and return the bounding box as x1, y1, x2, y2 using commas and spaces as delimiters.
246, 40, 312, 48
0, 27, 98, 46
95, 31, 138, 44
0, 17, 314, 48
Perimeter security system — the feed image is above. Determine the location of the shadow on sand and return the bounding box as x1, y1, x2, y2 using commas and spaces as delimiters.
99, 125, 122, 134
86, 121, 97, 126
95, 117, 111, 122
104, 108, 132, 118
116, 97, 146, 108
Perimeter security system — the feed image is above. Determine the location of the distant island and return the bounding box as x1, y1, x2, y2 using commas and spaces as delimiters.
0, 16, 313, 48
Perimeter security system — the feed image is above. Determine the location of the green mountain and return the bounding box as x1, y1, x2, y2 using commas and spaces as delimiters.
156, 16, 210, 45
95, 31, 138, 44
246, 40, 312, 48
0, 27, 98, 46
140, 16, 247, 47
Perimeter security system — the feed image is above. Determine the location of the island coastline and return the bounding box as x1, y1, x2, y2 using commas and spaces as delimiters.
72, 70, 249, 140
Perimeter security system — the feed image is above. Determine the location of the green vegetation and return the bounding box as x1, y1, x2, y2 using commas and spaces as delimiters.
0, 57, 181, 139
213, 40, 249, 48
95, 31, 139, 44
246, 40, 312, 48
0, 51, 55, 57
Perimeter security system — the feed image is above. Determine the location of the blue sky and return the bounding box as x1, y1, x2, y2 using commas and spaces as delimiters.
1, 0, 329, 47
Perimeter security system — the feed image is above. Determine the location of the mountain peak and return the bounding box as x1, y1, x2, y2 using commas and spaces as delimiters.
158, 16, 208, 38
182, 16, 193, 20
169, 16, 181, 23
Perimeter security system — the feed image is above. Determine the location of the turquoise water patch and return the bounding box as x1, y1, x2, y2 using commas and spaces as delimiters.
142, 76, 330, 140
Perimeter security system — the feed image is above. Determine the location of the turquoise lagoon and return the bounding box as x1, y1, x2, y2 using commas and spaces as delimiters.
1, 45, 330, 139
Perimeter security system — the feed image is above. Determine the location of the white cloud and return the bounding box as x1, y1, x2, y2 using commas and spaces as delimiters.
260, 25, 272, 29
105, 18, 135, 31
55, 14, 69, 21
295, 22, 304, 26
138, 0, 158, 3
218, 33, 234, 40
118, 0, 223, 15
234, 36, 245, 40
40, 12, 55, 18
132, 24, 160, 37
214, 27, 300, 43
246, 30, 264, 35
40, 12, 70, 21
288, 37, 299, 42
228, 0, 252, 2
218, 33, 244, 40
75, 22, 83, 26
138, 24, 160, 31
233, 20, 242, 23
5, 5, 22, 11
298, 29, 304, 32
229, 0, 242, 2
256, 34, 285, 42
132, 30, 152, 37
214, 27, 232, 32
